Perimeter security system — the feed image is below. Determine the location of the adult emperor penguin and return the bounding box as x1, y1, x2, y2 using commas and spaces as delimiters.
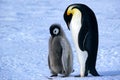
48, 24, 73, 77
63, 4, 99, 77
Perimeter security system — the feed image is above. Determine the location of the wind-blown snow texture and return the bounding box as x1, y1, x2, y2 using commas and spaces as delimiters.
0, 0, 120, 80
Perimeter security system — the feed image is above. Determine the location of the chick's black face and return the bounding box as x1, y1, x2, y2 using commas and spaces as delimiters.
50, 24, 60, 37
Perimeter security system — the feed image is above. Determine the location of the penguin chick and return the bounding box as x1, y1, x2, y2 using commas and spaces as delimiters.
48, 24, 73, 77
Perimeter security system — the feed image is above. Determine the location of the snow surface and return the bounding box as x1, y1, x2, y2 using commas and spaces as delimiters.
0, 0, 120, 80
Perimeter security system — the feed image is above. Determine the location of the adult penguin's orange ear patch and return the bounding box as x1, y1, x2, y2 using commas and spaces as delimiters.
67, 6, 81, 16
67, 6, 74, 16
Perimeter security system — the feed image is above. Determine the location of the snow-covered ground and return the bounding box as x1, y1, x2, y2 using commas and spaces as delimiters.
0, 0, 120, 80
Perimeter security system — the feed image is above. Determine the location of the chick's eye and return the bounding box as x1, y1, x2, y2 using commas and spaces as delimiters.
53, 28, 59, 35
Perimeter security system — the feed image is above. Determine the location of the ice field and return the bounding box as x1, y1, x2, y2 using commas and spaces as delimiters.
0, 0, 120, 80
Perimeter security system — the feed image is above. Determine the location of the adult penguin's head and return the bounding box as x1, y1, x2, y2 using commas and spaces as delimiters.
64, 4, 81, 30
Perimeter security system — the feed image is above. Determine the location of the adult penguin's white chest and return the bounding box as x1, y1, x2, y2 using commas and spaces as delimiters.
70, 12, 88, 77
70, 13, 82, 53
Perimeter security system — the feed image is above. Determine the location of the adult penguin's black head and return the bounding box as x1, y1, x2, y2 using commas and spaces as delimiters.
64, 5, 73, 30
64, 3, 97, 30
64, 6, 72, 30
64, 4, 80, 30
64, 4, 89, 30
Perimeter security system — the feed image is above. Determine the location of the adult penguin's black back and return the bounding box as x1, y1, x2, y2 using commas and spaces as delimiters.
64, 4, 99, 77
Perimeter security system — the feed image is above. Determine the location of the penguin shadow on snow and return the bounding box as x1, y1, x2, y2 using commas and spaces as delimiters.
65, 71, 120, 77
46, 71, 120, 79
73, 70, 120, 77
99, 71, 120, 76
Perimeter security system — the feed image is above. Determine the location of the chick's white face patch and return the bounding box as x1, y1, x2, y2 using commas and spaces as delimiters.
53, 28, 59, 35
